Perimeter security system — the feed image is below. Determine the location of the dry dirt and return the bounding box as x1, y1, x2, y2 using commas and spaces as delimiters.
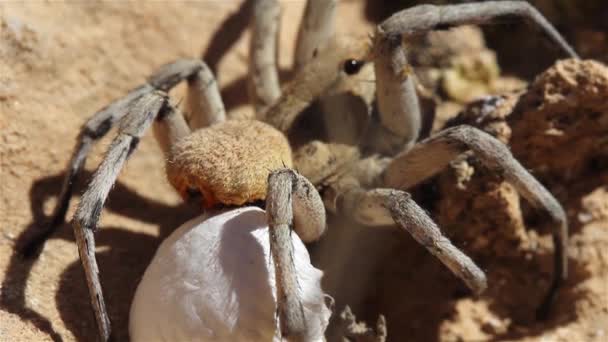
1, 1, 607, 342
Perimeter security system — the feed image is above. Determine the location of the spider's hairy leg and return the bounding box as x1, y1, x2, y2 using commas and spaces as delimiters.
371, 1, 578, 153
249, 0, 282, 116
72, 92, 170, 341
21, 58, 210, 257
294, 0, 337, 70
258, 3, 371, 133
152, 101, 191, 155
383, 125, 568, 318
146, 58, 207, 90
335, 186, 487, 294
377, 1, 578, 59
19, 85, 151, 257
267, 168, 326, 341
372, 32, 421, 153
186, 61, 226, 129
249, 0, 339, 117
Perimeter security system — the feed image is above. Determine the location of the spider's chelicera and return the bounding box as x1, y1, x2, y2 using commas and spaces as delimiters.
26, 1, 578, 341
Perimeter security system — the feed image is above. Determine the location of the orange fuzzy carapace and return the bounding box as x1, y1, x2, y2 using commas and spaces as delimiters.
167, 120, 293, 207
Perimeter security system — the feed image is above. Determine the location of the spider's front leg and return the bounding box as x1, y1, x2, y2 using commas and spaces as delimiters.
266, 168, 327, 341
372, 1, 579, 153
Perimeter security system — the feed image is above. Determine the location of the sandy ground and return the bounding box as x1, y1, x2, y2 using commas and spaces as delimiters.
1, 1, 607, 342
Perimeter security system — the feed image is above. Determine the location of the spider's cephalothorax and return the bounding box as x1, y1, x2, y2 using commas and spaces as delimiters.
28, 1, 578, 341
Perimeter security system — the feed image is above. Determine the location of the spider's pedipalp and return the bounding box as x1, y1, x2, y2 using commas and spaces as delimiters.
383, 125, 568, 315
72, 91, 169, 341
291, 170, 326, 243
266, 169, 306, 340
266, 168, 327, 340
249, 0, 340, 120
167, 120, 292, 207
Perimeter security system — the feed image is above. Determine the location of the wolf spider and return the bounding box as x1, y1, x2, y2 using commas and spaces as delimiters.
26, 0, 577, 341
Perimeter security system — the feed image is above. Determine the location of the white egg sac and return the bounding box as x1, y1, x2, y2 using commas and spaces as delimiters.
130, 206, 331, 341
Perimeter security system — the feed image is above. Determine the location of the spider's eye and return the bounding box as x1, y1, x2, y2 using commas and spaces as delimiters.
343, 59, 364, 75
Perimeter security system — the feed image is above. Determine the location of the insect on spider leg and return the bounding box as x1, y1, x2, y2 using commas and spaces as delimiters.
267, 168, 327, 340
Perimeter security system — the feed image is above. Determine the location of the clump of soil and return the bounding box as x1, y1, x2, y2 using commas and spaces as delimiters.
408, 25, 525, 104
510, 59, 608, 185
429, 58, 608, 342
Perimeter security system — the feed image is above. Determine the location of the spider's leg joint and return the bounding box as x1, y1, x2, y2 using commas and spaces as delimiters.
148, 59, 205, 91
